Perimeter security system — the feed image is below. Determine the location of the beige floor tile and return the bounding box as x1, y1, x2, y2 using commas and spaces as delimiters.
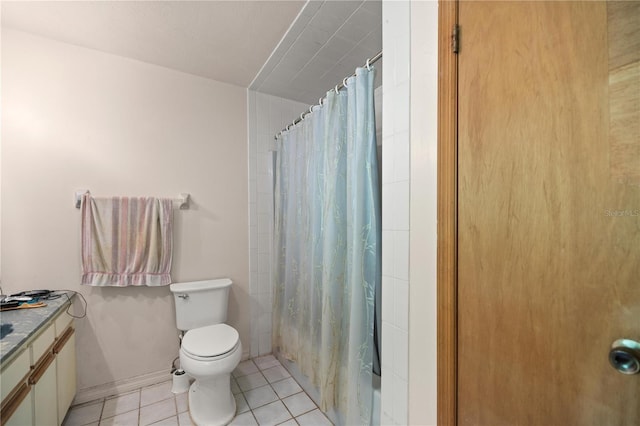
102, 391, 140, 419
253, 355, 280, 371
175, 392, 188, 413
271, 378, 302, 399
252, 400, 292, 426
99, 409, 139, 426
149, 415, 179, 426
295, 409, 332, 426
63, 400, 104, 426
262, 365, 291, 384
282, 392, 316, 417
236, 371, 268, 392
228, 411, 258, 426
177, 411, 194, 426
139, 398, 177, 426
141, 381, 174, 407
233, 360, 259, 378
234, 392, 250, 414
244, 384, 278, 409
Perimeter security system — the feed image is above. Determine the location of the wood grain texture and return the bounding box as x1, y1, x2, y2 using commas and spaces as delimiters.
437, 1, 458, 426
458, 1, 640, 425
609, 62, 640, 184
608, 2, 640, 185
607, 1, 640, 70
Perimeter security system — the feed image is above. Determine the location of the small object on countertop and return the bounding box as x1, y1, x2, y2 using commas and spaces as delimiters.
3, 296, 34, 302
0, 301, 47, 311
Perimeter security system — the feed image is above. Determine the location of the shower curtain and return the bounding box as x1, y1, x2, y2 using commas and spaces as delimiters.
273, 67, 381, 425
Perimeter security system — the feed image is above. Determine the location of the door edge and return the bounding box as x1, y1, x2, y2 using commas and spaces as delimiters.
437, 0, 459, 425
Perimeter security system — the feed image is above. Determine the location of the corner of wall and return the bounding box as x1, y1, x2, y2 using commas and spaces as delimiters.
408, 1, 439, 425
381, 1, 411, 425
247, 92, 307, 359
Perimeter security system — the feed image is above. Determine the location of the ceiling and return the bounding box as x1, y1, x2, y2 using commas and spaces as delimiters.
1, 0, 382, 104
251, 0, 382, 104
1, 0, 305, 87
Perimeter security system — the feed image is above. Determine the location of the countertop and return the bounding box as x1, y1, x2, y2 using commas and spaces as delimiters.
0, 291, 75, 365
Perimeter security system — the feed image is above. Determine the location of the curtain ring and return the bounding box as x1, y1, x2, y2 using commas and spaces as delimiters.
334, 84, 340, 94
343, 77, 349, 87
309, 106, 314, 114
318, 97, 323, 106
366, 58, 371, 71
300, 113, 305, 121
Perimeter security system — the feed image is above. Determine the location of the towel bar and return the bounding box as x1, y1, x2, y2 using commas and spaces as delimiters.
74, 191, 190, 209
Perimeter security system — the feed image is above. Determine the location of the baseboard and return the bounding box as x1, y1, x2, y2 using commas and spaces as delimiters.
74, 349, 251, 406
73, 369, 172, 405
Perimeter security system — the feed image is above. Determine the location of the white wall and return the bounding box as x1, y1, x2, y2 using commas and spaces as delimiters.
247, 90, 306, 358
381, 1, 439, 425
408, 1, 439, 425
1, 29, 249, 394
381, 1, 411, 424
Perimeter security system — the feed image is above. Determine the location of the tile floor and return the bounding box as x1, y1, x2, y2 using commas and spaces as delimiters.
62, 354, 333, 426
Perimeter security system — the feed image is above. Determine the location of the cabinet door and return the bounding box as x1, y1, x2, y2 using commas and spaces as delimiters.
56, 331, 76, 425
1, 348, 30, 401
4, 386, 33, 426
33, 359, 58, 426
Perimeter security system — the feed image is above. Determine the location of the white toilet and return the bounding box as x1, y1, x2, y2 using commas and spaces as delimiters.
170, 278, 242, 426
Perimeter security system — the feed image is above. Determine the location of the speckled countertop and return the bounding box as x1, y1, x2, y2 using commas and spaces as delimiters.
0, 292, 75, 365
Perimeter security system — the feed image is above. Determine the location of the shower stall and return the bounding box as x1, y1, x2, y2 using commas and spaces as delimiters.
249, 89, 385, 426
271, 60, 382, 425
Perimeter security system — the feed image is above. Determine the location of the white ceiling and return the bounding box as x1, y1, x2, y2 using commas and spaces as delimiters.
1, 0, 382, 104
251, 0, 382, 104
1, 0, 305, 87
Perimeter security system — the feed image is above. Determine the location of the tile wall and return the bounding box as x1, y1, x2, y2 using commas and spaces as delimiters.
380, 1, 411, 425
408, 2, 439, 424
247, 91, 307, 358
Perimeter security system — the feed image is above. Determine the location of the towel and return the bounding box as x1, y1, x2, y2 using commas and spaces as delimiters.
81, 194, 173, 286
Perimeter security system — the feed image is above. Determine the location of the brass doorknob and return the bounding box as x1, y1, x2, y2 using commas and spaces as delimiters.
609, 339, 640, 375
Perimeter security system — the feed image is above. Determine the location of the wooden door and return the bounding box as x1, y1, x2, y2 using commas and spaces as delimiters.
457, 1, 640, 424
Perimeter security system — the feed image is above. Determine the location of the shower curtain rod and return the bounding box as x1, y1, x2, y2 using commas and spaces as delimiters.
275, 50, 382, 140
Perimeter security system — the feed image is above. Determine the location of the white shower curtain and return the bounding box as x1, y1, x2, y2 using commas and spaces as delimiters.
273, 67, 381, 425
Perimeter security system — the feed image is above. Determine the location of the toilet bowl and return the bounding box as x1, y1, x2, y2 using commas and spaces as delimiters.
179, 323, 242, 426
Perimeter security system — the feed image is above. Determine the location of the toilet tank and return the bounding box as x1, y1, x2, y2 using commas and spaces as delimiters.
170, 278, 232, 331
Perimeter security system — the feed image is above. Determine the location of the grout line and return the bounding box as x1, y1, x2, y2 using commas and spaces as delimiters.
97, 398, 105, 425
280, 402, 296, 423
137, 388, 142, 426
248, 408, 260, 426
87, 356, 326, 426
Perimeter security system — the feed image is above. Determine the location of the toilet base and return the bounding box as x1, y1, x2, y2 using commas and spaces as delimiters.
188, 375, 236, 426
179, 333, 242, 425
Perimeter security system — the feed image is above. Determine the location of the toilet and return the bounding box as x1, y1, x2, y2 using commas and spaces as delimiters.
170, 278, 242, 426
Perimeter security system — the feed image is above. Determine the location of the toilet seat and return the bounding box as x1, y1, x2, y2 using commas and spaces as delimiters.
181, 323, 239, 360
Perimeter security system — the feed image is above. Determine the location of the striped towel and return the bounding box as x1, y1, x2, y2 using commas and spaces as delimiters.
81, 193, 173, 286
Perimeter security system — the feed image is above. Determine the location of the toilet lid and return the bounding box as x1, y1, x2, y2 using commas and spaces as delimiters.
182, 324, 239, 358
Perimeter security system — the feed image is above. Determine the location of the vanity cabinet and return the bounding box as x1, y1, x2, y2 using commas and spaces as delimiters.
33, 352, 57, 426
2, 386, 32, 426
0, 303, 76, 426
55, 316, 76, 425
